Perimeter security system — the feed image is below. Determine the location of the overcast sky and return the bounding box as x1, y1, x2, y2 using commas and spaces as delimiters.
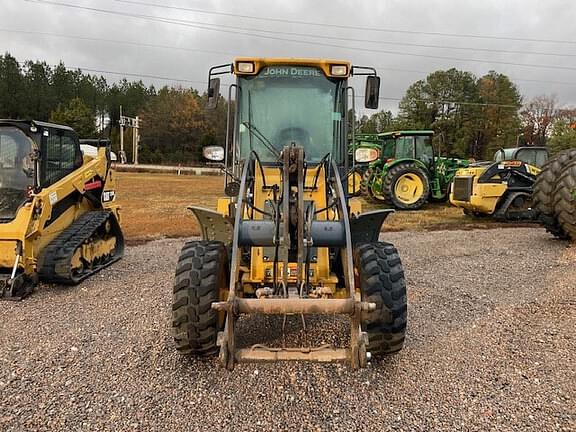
2, 0, 576, 113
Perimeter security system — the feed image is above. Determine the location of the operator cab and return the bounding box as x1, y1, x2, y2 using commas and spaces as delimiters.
0, 120, 82, 222
494, 147, 549, 168
0, 126, 34, 220
379, 131, 435, 166
206, 58, 380, 183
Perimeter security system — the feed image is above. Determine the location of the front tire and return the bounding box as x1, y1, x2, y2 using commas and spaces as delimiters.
172, 241, 229, 356
355, 242, 407, 356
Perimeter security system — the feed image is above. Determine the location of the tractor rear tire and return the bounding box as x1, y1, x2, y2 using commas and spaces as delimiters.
533, 149, 576, 239
361, 168, 385, 203
552, 161, 576, 241
172, 240, 229, 356
355, 242, 407, 356
383, 162, 430, 210
360, 168, 374, 198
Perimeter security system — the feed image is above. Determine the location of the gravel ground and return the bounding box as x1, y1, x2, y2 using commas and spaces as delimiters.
1, 227, 574, 431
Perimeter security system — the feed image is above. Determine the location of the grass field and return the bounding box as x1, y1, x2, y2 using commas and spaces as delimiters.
116, 172, 520, 242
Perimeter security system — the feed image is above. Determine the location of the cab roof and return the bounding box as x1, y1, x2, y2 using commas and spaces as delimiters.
0, 119, 74, 132
233, 57, 352, 78
378, 130, 435, 137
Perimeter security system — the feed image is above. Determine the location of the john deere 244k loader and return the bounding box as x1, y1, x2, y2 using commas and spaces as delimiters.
171, 58, 407, 369
0, 120, 124, 299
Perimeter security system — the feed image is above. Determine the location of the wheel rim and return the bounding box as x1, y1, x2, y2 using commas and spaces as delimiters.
394, 173, 425, 205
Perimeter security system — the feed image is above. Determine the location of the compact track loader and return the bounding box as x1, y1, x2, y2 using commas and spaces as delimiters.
0, 120, 123, 299
171, 58, 407, 369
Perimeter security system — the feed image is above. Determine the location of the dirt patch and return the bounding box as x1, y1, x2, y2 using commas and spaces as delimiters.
115, 172, 534, 242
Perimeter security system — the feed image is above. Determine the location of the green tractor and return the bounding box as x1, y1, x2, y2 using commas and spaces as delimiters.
357, 130, 469, 210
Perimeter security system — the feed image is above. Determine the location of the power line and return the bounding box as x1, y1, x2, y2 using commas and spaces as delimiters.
96, 2, 576, 59
0, 28, 238, 57
25, 0, 576, 72
5, 27, 576, 88
109, 0, 576, 46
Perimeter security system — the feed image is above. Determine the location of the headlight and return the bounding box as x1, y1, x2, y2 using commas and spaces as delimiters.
330, 64, 348, 76
355, 148, 379, 163
236, 62, 255, 74
203, 146, 225, 162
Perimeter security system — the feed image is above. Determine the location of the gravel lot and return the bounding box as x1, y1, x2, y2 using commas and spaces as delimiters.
1, 227, 574, 431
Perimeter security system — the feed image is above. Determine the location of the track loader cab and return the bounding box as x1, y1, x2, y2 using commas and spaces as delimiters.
450, 146, 549, 219
172, 58, 407, 369
0, 120, 124, 299
0, 126, 35, 221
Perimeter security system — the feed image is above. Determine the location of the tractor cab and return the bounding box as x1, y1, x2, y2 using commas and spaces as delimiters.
379, 130, 435, 167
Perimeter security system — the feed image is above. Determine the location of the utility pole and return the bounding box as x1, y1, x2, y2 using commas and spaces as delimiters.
119, 106, 127, 164
119, 108, 140, 165
133, 116, 140, 165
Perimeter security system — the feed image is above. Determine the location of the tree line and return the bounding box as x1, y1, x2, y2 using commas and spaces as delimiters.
357, 68, 576, 159
1, 52, 574, 164
0, 53, 226, 164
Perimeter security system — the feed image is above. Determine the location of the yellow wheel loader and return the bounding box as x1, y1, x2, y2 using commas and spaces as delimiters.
450, 147, 548, 220
171, 58, 407, 369
0, 120, 124, 299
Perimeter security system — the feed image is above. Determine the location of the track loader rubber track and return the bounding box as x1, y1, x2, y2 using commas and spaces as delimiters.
38, 211, 124, 285
533, 148, 576, 238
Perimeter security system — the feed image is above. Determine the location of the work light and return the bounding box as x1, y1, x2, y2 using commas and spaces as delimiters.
330, 65, 348, 76
355, 148, 379, 163
236, 62, 255, 73
203, 146, 225, 161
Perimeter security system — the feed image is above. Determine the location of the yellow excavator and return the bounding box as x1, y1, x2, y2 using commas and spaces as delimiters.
0, 120, 124, 299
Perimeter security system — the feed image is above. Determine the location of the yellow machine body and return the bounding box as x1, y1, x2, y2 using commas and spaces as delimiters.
215, 164, 362, 298
450, 158, 542, 217
450, 165, 508, 214
0, 120, 123, 298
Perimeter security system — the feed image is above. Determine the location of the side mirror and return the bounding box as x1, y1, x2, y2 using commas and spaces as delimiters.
365, 76, 380, 109
207, 78, 221, 109
203, 145, 225, 162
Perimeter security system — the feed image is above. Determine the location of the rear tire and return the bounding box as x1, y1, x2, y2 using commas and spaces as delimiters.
360, 167, 374, 198
172, 241, 229, 356
533, 149, 576, 238
355, 242, 407, 356
383, 162, 430, 210
361, 168, 385, 203
552, 161, 576, 241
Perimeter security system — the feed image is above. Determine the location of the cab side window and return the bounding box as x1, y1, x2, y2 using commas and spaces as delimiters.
41, 130, 82, 187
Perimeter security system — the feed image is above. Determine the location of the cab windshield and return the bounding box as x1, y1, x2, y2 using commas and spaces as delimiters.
0, 127, 34, 220
237, 66, 344, 163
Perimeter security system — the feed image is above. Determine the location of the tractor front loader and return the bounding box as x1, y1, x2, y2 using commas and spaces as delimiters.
171, 58, 407, 369
0, 120, 124, 299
